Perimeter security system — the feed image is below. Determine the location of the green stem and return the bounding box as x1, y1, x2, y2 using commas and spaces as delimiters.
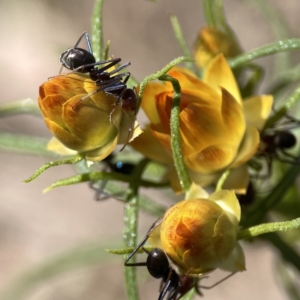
91, 0, 104, 61
229, 38, 300, 69
202, 0, 216, 27
24, 154, 84, 183
215, 170, 230, 192
0, 132, 57, 157
43, 171, 169, 192
284, 83, 300, 110
241, 0, 291, 74
215, 0, 232, 35
107, 246, 153, 255
159, 75, 192, 192
137, 56, 193, 112
238, 217, 300, 240
263, 82, 300, 130
0, 100, 41, 117
123, 159, 149, 300
170, 15, 193, 70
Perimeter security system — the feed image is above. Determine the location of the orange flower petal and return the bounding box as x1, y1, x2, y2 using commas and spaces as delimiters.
140, 82, 168, 125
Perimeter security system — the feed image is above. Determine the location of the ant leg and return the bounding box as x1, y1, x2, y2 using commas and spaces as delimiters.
119, 119, 137, 152
95, 74, 128, 89
68, 58, 121, 75
158, 269, 175, 300
199, 272, 236, 290
276, 151, 300, 164
74, 32, 93, 54
109, 89, 127, 124
108, 62, 131, 76
71, 78, 124, 110
124, 217, 164, 266
89, 58, 123, 78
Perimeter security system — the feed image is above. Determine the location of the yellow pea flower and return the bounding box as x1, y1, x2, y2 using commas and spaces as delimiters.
38, 73, 140, 161
131, 54, 273, 193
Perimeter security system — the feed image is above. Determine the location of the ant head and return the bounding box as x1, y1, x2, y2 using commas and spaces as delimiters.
60, 47, 96, 72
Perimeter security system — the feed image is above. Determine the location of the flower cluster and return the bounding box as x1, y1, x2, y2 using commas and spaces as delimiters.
132, 54, 273, 193
28, 3, 300, 300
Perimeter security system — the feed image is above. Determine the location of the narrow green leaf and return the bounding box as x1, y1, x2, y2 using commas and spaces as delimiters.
0, 132, 56, 157
138, 56, 193, 112
0, 100, 41, 117
159, 75, 191, 192
91, 0, 104, 61
238, 217, 300, 240
229, 39, 300, 69
170, 15, 193, 70
123, 159, 149, 300
24, 154, 84, 183
202, 0, 216, 27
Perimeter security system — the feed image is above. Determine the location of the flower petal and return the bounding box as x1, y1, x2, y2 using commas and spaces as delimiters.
140, 82, 168, 125
85, 136, 118, 161
204, 54, 242, 104
231, 124, 260, 168
62, 95, 118, 151
185, 182, 209, 200
208, 190, 241, 222
43, 118, 89, 151
223, 164, 250, 194
243, 95, 273, 130
130, 125, 173, 164
47, 137, 77, 155
219, 242, 246, 272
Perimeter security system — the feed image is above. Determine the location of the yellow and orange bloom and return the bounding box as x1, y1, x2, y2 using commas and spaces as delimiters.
38, 73, 141, 161
194, 26, 242, 69
156, 184, 245, 275
131, 54, 273, 193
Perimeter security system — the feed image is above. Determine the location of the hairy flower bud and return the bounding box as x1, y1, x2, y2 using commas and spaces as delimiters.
158, 187, 245, 275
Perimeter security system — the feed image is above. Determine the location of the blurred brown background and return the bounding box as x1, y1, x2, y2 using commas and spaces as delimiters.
0, 0, 299, 299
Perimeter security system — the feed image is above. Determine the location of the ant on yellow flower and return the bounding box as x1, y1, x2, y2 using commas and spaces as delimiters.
38, 32, 139, 156
59, 31, 137, 117
125, 195, 241, 300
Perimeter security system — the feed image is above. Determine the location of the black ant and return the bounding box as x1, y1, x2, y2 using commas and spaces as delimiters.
125, 219, 235, 300
59, 32, 137, 116
253, 112, 300, 177
89, 153, 136, 201
259, 130, 297, 163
